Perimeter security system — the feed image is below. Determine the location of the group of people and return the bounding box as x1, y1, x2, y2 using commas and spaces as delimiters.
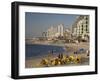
39, 53, 81, 67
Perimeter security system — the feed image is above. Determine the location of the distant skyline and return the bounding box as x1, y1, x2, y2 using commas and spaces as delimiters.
25, 12, 80, 39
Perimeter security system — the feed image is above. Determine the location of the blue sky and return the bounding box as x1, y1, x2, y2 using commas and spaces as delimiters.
25, 12, 79, 38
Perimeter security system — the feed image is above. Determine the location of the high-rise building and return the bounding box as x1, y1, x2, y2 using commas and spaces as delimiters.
46, 26, 57, 38
57, 24, 64, 37
72, 15, 89, 40
46, 24, 64, 39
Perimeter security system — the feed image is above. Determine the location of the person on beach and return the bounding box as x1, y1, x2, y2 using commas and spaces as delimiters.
58, 53, 63, 59
40, 58, 49, 67
86, 50, 89, 56
51, 50, 54, 54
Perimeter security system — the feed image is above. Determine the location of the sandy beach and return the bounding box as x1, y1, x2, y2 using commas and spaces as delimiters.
25, 54, 89, 68
25, 42, 89, 68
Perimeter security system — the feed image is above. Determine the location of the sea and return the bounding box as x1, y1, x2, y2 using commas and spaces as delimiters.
25, 44, 67, 59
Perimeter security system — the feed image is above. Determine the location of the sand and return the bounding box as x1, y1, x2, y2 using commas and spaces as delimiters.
25, 42, 89, 68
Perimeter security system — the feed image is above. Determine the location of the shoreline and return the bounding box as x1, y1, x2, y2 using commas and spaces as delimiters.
26, 42, 67, 47
25, 42, 89, 68
26, 42, 89, 48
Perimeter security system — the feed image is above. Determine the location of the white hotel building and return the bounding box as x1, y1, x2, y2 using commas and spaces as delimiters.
72, 15, 89, 40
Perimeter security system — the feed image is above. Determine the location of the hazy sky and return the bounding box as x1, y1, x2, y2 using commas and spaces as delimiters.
25, 12, 79, 38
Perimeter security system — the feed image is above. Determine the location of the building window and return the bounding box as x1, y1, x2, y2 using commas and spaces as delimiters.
82, 24, 83, 27
86, 25, 88, 31
81, 31, 83, 33
86, 21, 88, 24
85, 17, 88, 20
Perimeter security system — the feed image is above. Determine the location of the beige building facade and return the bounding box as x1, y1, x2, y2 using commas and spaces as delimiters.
72, 15, 89, 40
